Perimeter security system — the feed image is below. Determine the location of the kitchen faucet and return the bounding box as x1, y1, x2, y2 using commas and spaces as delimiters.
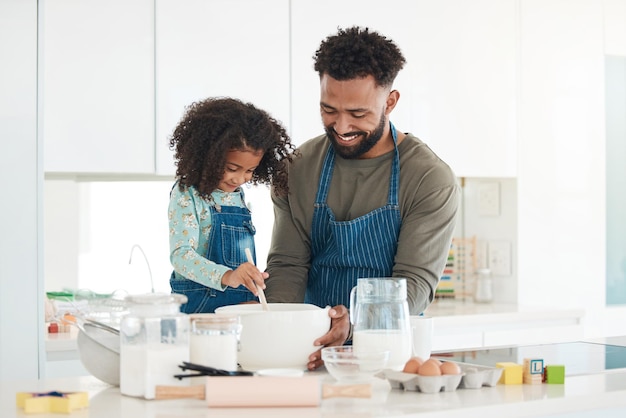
129, 244, 155, 293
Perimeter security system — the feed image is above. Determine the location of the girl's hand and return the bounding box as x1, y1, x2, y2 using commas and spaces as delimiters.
221, 263, 269, 295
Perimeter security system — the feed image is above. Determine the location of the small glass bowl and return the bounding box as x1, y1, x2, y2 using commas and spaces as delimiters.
321, 346, 390, 382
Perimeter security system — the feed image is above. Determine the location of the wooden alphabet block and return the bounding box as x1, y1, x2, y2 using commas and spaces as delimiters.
523, 358, 544, 384
496, 362, 523, 384
544, 365, 565, 384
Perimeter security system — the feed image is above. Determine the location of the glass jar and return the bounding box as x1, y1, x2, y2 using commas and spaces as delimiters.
190, 314, 241, 372
474, 268, 494, 303
120, 293, 189, 399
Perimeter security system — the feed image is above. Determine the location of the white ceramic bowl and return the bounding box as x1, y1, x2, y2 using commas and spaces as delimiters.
215, 303, 330, 371
321, 345, 390, 382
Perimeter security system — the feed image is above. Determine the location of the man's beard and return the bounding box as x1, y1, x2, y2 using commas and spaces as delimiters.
325, 111, 387, 159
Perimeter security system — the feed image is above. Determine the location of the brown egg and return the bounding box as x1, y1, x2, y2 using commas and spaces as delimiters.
418, 358, 443, 376
440, 361, 462, 375
402, 357, 424, 374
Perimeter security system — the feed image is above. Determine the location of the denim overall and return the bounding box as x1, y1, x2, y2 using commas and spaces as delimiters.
171, 189, 258, 314
305, 123, 402, 308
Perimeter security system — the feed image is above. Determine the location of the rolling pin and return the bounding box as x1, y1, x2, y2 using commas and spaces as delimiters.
155, 375, 371, 407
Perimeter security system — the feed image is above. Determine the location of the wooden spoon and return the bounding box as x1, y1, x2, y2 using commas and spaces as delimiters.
245, 247, 269, 311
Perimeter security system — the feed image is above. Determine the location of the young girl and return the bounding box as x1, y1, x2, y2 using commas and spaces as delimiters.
168, 97, 296, 313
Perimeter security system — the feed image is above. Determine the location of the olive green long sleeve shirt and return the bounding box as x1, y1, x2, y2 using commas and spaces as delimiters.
265, 133, 460, 315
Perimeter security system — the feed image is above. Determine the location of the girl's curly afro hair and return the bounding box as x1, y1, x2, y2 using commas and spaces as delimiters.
169, 97, 296, 198
314, 26, 406, 88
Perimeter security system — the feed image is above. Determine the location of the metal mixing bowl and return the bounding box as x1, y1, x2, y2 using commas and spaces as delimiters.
76, 320, 120, 386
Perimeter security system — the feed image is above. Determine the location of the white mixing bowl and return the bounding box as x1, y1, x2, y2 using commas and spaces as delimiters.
215, 303, 331, 371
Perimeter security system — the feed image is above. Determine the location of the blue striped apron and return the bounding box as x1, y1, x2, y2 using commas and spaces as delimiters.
305, 123, 402, 308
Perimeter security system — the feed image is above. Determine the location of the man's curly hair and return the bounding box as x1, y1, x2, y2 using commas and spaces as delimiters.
314, 26, 406, 88
169, 97, 296, 198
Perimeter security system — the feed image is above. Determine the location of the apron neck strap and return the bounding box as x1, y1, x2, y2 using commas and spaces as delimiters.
315, 121, 400, 205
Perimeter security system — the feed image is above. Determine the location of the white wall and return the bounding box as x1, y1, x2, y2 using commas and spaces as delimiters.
43, 1, 626, 339
456, 178, 518, 303
517, 0, 626, 338
44, 180, 80, 292
0, 0, 43, 381
518, 0, 606, 309
4, 1, 626, 383
44, 179, 275, 295
596, 0, 626, 335
45, 177, 517, 306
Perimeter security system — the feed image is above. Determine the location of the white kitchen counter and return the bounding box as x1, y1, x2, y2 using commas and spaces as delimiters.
45, 302, 585, 377
424, 301, 585, 352
44, 326, 88, 378
3, 366, 626, 418
45, 326, 80, 355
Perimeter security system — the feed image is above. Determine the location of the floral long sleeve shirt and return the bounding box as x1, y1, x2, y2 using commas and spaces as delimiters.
168, 183, 247, 291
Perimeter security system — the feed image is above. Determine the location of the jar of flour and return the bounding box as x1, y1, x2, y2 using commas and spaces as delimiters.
120, 293, 189, 399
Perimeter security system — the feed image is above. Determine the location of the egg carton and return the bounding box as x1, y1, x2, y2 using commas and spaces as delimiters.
383, 370, 464, 393
452, 361, 503, 389
383, 360, 503, 393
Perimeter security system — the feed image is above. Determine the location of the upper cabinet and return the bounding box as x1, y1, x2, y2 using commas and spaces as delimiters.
290, 0, 517, 177
47, 0, 615, 179
408, 0, 517, 178
40, 0, 155, 174
154, 0, 290, 175
289, 0, 420, 147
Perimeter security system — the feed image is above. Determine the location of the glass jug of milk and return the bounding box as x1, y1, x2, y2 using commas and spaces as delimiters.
350, 278, 412, 371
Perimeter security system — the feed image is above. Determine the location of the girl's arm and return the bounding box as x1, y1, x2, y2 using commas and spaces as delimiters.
168, 185, 229, 291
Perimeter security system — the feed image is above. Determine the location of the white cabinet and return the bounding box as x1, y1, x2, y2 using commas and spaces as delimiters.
603, 0, 626, 55
40, 0, 155, 173
290, 0, 517, 177
154, 0, 291, 175
40, 0, 516, 177
408, 0, 517, 178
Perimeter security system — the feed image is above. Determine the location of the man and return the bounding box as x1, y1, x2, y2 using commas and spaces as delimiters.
266, 26, 460, 370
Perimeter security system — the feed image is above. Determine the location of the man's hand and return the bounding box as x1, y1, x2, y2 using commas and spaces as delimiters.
307, 305, 350, 370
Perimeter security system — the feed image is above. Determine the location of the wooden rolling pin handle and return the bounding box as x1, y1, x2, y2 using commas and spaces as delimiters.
154, 384, 206, 400
321, 383, 372, 399
156, 379, 371, 404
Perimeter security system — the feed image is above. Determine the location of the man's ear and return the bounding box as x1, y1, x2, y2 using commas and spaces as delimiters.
385, 90, 400, 115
